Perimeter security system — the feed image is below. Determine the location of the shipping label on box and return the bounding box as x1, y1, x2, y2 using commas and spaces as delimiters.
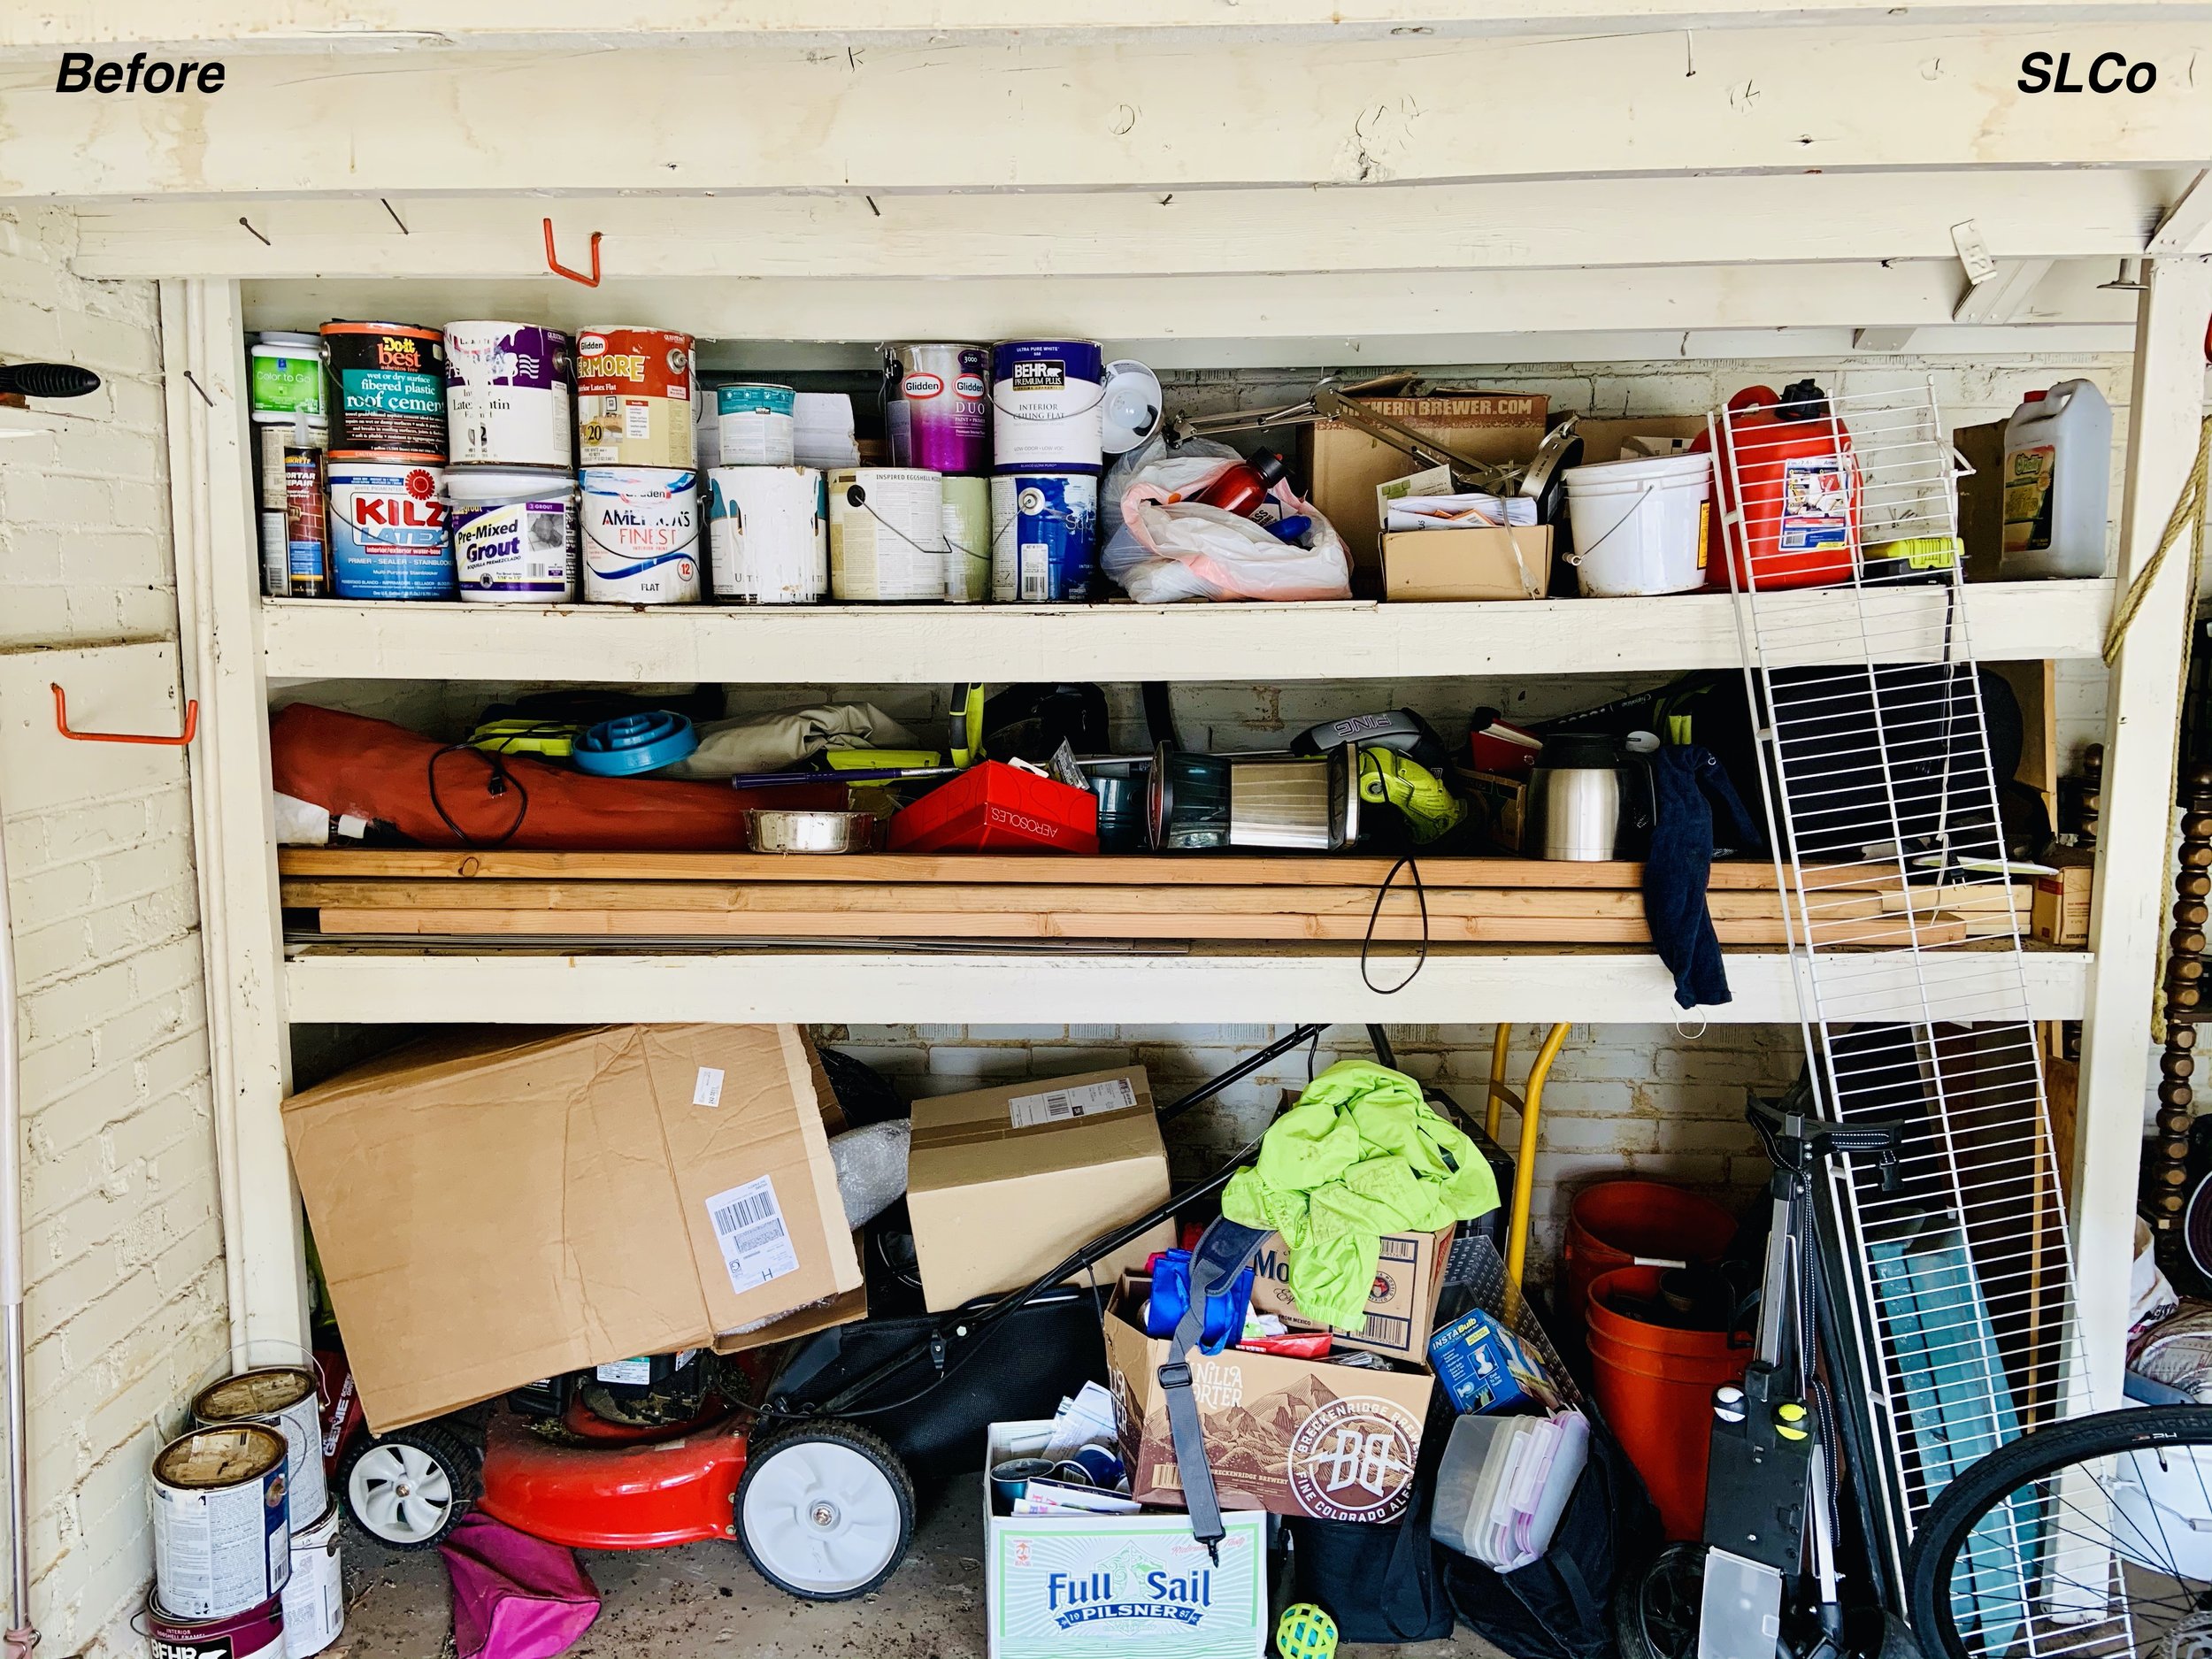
1248, 1226, 1454, 1359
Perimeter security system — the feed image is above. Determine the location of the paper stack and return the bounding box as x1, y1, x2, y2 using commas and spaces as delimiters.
794, 393, 861, 468
1431, 1410, 1590, 1572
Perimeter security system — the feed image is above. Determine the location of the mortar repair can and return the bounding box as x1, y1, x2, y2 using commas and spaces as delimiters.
448, 467, 579, 603
990, 472, 1098, 602
576, 327, 695, 468
827, 467, 946, 602
151, 1423, 292, 1623
321, 321, 447, 459
580, 466, 702, 603
714, 383, 798, 466
326, 457, 454, 600
444, 321, 574, 468
707, 465, 826, 603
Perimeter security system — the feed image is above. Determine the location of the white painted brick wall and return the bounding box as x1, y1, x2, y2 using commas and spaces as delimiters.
0, 205, 227, 1659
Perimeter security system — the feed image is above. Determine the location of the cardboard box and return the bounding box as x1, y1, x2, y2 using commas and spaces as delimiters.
282, 1024, 863, 1430
1382, 525, 1553, 601
1248, 1225, 1455, 1360
2032, 853, 2094, 947
1451, 768, 1529, 853
982, 1420, 1267, 1659
1428, 1308, 1563, 1415
908, 1067, 1174, 1313
1104, 1275, 1436, 1523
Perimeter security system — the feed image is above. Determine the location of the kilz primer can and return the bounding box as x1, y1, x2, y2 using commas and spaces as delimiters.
326, 457, 453, 600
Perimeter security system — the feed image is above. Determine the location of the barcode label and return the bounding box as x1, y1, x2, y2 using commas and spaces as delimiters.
1009, 1077, 1138, 1130
693, 1066, 725, 1108
1019, 545, 1048, 601
1358, 1312, 1414, 1351
705, 1175, 799, 1294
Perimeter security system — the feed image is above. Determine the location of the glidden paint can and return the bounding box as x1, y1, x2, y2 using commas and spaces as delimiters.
827, 468, 946, 602
447, 467, 579, 603
576, 327, 695, 468
707, 466, 826, 604
194, 1366, 327, 1527
991, 340, 1103, 474
327, 457, 453, 600
321, 321, 447, 459
444, 321, 574, 468
281, 1501, 344, 1658
151, 1423, 291, 1623
715, 384, 797, 467
580, 467, 701, 603
887, 343, 990, 474
939, 475, 990, 603
991, 472, 1098, 602
144, 1590, 285, 1659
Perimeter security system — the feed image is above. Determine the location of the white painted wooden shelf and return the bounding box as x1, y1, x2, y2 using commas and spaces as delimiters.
261, 580, 2111, 685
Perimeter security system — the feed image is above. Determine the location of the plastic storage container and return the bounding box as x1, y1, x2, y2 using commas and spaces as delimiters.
1561, 452, 1712, 595
2001, 379, 2112, 579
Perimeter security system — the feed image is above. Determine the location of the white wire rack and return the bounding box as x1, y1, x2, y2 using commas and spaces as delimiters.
1714, 380, 2108, 1655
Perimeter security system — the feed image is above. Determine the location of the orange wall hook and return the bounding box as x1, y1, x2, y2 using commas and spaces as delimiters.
543, 219, 603, 288
51, 683, 198, 747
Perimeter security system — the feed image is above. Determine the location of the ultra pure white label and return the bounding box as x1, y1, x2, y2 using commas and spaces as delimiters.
1008, 1077, 1137, 1130
705, 1174, 799, 1294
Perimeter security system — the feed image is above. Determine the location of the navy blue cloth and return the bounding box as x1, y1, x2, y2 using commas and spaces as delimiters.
1644, 746, 1765, 1010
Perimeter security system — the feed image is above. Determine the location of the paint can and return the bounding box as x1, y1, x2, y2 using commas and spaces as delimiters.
990, 472, 1098, 602
444, 321, 574, 468
250, 332, 324, 425
321, 321, 447, 459
326, 457, 453, 601
575, 327, 695, 468
886, 343, 990, 474
827, 468, 946, 602
939, 475, 991, 603
579, 466, 702, 603
446, 466, 578, 603
193, 1366, 327, 1525
707, 466, 826, 604
258, 426, 331, 598
280, 1501, 344, 1658
715, 383, 797, 467
151, 1423, 291, 1623
991, 340, 1104, 474
143, 1590, 286, 1659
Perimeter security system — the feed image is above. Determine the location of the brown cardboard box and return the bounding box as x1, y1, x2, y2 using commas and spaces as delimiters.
1248, 1225, 1455, 1360
1301, 394, 1548, 589
907, 1067, 1174, 1312
1382, 526, 1553, 601
1451, 768, 1529, 853
1104, 1274, 1436, 1522
2032, 852, 2094, 947
282, 1024, 863, 1430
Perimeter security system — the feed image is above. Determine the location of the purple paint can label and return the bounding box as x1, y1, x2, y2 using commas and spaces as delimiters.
445, 322, 574, 467
888, 342, 990, 473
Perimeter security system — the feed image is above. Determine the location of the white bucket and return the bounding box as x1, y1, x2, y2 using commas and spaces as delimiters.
282, 1500, 345, 1658
192, 1365, 327, 1527
706, 466, 826, 603
448, 466, 579, 603
579, 466, 702, 603
1562, 452, 1712, 597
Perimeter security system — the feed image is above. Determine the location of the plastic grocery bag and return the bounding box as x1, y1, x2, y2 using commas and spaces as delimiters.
1101, 438, 1353, 602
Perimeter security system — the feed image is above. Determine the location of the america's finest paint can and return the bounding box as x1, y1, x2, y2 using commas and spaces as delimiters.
579, 467, 701, 603
151, 1424, 291, 1623
250, 332, 324, 425
327, 457, 453, 600
143, 1590, 285, 1659
575, 327, 695, 468
827, 468, 946, 602
444, 322, 574, 468
280, 1501, 344, 1658
707, 466, 826, 604
194, 1367, 326, 1527
991, 340, 1104, 474
447, 466, 579, 603
321, 321, 447, 459
939, 475, 990, 603
714, 383, 797, 467
990, 472, 1098, 602
887, 343, 990, 474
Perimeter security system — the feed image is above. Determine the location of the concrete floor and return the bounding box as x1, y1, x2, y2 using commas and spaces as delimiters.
334, 1478, 1508, 1659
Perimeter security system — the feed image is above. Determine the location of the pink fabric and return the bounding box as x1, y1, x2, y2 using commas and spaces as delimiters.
440, 1513, 600, 1659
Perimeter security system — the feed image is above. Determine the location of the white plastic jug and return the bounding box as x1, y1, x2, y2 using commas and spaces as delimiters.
2001, 380, 2111, 580
1561, 452, 1712, 596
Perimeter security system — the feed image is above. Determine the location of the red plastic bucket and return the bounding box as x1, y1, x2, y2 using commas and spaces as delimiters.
144, 1590, 284, 1659
1586, 1265, 1748, 1540
1561, 1179, 1738, 1326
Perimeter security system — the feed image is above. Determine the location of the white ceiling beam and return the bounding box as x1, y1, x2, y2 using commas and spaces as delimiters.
2147, 169, 2212, 256
1952, 257, 2057, 323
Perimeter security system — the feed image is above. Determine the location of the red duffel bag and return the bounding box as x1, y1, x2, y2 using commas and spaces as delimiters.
270, 704, 845, 851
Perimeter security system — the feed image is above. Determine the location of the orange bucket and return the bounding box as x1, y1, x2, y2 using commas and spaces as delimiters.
1561, 1180, 1739, 1326
1586, 1265, 1748, 1540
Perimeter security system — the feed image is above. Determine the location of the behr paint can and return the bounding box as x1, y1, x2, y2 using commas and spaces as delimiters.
939, 475, 991, 604
579, 467, 702, 603
707, 466, 826, 604
151, 1424, 291, 1623
444, 322, 574, 468
714, 384, 797, 467
326, 457, 452, 600
321, 321, 447, 459
193, 1367, 327, 1528
446, 466, 578, 603
575, 327, 695, 468
827, 468, 946, 602
991, 340, 1104, 474
887, 343, 990, 474
990, 472, 1099, 602
143, 1590, 286, 1659
280, 1501, 344, 1658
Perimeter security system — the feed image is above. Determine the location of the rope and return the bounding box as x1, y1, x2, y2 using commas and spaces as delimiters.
2104, 414, 2212, 666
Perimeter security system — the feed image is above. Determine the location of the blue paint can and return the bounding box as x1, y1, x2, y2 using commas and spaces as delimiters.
990, 340, 1104, 473
989, 472, 1098, 602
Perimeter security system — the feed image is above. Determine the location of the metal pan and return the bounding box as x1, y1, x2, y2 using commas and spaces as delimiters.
745, 809, 876, 854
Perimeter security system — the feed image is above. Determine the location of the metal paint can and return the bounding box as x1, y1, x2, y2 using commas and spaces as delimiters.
143, 1590, 286, 1659
250, 332, 324, 425
280, 1501, 344, 1658
939, 475, 991, 603
326, 457, 453, 600
714, 383, 797, 467
575, 327, 695, 468
447, 466, 579, 603
826, 468, 946, 602
989, 1457, 1056, 1507
151, 1423, 292, 1622
444, 321, 573, 467
579, 466, 702, 603
193, 1366, 327, 1526
887, 343, 990, 474
991, 340, 1103, 473
990, 472, 1098, 602
320, 321, 447, 459
707, 465, 826, 604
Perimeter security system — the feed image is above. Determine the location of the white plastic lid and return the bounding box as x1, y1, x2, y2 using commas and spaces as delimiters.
253, 332, 322, 351
445, 465, 577, 503
1099, 359, 1164, 454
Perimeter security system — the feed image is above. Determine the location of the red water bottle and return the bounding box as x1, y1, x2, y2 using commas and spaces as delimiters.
1196, 449, 1287, 518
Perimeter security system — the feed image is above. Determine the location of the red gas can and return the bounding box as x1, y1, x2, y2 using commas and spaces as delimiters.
1697, 380, 1860, 590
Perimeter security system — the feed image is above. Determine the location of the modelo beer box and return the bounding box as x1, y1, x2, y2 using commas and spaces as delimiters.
1247, 1224, 1455, 1361
984, 1420, 1267, 1659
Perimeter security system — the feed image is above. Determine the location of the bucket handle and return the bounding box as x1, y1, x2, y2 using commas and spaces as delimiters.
1562, 480, 1659, 568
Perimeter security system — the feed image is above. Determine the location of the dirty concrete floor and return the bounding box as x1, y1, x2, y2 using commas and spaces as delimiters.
335, 1477, 1509, 1659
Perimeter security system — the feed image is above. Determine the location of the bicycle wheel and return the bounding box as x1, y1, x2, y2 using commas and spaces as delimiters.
1909, 1404, 2212, 1659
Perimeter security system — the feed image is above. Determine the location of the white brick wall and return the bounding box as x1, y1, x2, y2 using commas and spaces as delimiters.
0, 205, 227, 1658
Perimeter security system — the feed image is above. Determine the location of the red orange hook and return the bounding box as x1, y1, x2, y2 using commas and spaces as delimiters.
51, 683, 198, 747
543, 219, 603, 288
